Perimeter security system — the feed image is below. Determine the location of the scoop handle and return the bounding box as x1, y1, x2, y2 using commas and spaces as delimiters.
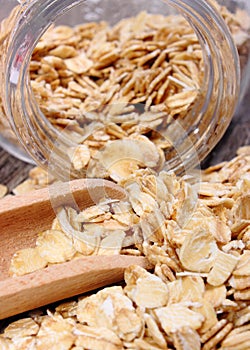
0, 255, 150, 320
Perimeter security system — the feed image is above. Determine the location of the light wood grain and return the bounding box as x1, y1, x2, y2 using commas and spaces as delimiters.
0, 178, 127, 280
0, 255, 151, 320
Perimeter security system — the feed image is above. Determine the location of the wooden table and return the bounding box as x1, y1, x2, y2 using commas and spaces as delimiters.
0, 90, 249, 191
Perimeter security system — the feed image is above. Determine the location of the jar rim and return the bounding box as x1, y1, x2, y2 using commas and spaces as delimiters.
2, 0, 240, 178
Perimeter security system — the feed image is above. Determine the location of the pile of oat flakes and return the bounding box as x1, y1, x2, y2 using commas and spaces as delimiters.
0, 1, 250, 349
29, 4, 250, 177
0, 1, 249, 176
0, 146, 249, 349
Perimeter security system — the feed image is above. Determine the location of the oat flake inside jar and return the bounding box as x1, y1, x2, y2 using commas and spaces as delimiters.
0, 0, 249, 180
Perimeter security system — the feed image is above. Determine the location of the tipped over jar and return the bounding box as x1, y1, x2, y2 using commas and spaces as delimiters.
0, 0, 249, 180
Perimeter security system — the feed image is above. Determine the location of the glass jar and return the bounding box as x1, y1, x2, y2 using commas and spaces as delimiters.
0, 0, 249, 180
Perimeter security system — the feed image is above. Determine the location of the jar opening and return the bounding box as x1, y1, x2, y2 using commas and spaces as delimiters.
3, 0, 240, 179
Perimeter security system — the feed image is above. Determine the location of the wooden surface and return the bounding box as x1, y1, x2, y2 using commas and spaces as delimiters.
0, 179, 126, 279
201, 89, 250, 168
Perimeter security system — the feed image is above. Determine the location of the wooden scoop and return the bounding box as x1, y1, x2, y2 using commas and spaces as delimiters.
0, 179, 150, 320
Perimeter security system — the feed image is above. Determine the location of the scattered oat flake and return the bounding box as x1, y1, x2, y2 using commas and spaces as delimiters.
114, 308, 143, 342
12, 336, 36, 349
0, 336, 13, 349
74, 324, 123, 350
96, 137, 160, 181
207, 250, 239, 286
76, 285, 139, 341
202, 322, 233, 350
234, 288, 250, 301
154, 303, 204, 333
3, 318, 39, 339
198, 182, 232, 197
55, 300, 78, 318
69, 145, 91, 170
233, 251, 250, 276
143, 313, 167, 348
167, 276, 204, 304
125, 273, 169, 308
12, 179, 35, 195
235, 306, 250, 327
172, 327, 201, 350
200, 319, 228, 344
193, 299, 218, 334
229, 275, 250, 290
36, 314, 75, 350
65, 53, 93, 74
9, 247, 48, 276
57, 207, 98, 255
97, 230, 125, 255
204, 284, 227, 308
222, 325, 250, 348
178, 229, 218, 273
36, 230, 76, 263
